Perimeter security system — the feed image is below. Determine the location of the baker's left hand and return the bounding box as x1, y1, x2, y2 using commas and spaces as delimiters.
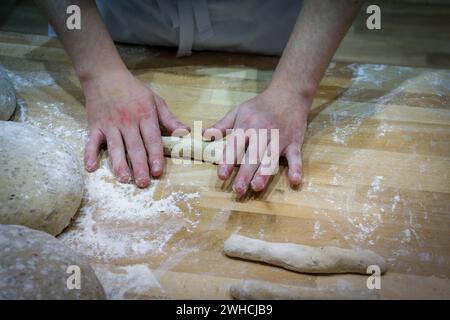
203, 85, 312, 196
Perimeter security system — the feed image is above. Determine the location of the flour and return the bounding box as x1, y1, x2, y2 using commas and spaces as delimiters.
401, 229, 412, 244
330, 64, 419, 145
377, 122, 391, 137
94, 264, 164, 300
15, 97, 27, 122
312, 220, 323, 240
3, 69, 56, 91
82, 162, 198, 222
59, 159, 200, 261
391, 194, 401, 212
368, 176, 384, 197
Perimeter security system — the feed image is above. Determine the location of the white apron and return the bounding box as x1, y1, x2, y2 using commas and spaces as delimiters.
51, 0, 302, 57
96, 0, 302, 56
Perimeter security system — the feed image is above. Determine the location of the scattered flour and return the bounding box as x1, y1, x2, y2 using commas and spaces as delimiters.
377, 122, 391, 137
94, 264, 164, 300
330, 64, 418, 145
15, 97, 27, 122
401, 229, 412, 244
312, 220, 323, 240
391, 194, 401, 212
3, 69, 56, 91
59, 159, 200, 261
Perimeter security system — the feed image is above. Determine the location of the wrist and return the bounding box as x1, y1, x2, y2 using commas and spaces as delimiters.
80, 65, 132, 99
269, 54, 322, 103
78, 58, 129, 87
266, 77, 315, 111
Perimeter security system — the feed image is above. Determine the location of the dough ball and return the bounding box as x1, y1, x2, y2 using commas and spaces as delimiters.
0, 121, 83, 235
0, 68, 16, 120
0, 224, 105, 299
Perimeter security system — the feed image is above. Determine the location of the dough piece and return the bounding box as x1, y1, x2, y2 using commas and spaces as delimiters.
0, 224, 105, 300
0, 68, 16, 120
224, 234, 387, 275
230, 280, 380, 300
0, 121, 83, 235
162, 135, 224, 164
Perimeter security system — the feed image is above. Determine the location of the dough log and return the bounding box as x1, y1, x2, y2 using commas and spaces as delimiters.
230, 280, 381, 300
162, 136, 224, 164
224, 234, 387, 275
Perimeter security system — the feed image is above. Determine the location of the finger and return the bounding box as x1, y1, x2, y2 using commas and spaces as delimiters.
84, 128, 105, 172
203, 108, 238, 140
140, 118, 164, 178
105, 128, 130, 183
155, 96, 190, 135
251, 142, 279, 192
284, 143, 302, 187
120, 126, 150, 188
233, 133, 264, 195
217, 129, 246, 180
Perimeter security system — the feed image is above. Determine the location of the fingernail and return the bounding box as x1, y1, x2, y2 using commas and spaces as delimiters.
251, 176, 264, 191
136, 171, 149, 186
218, 166, 228, 179
119, 174, 129, 183
85, 157, 95, 169
202, 129, 212, 140
117, 170, 130, 182
233, 180, 247, 194
291, 172, 301, 186
151, 161, 162, 176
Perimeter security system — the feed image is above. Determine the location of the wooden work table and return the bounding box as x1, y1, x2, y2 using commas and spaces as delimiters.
0, 31, 449, 299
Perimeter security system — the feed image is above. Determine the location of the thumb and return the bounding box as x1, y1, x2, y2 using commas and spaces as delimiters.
203, 107, 238, 141
155, 96, 190, 135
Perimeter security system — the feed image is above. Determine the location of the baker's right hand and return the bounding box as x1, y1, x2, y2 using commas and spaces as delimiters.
82, 70, 189, 188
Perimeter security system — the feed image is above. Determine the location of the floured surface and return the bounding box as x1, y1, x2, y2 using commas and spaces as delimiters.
0, 31, 449, 299
59, 160, 201, 262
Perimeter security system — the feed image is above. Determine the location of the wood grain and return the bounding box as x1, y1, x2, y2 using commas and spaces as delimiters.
0, 31, 449, 299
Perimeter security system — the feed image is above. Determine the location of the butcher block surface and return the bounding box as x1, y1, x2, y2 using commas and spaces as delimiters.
0, 31, 449, 299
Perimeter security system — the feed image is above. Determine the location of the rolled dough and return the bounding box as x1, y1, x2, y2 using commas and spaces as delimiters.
0, 68, 16, 120
224, 234, 387, 274
0, 121, 83, 235
162, 136, 223, 164
230, 280, 380, 300
0, 224, 105, 299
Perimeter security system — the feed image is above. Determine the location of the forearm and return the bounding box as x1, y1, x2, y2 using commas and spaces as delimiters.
35, 0, 126, 86
271, 0, 362, 101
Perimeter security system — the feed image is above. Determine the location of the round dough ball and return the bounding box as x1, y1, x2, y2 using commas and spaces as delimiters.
0, 121, 83, 235
0, 68, 16, 120
0, 224, 106, 299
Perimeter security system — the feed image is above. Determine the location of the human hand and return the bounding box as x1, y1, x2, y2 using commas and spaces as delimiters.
83, 70, 189, 188
203, 85, 311, 196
